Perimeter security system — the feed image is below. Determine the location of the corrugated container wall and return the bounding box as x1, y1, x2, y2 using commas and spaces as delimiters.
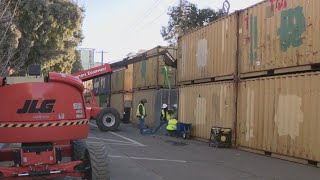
179, 82, 235, 140
133, 47, 177, 89
92, 75, 111, 95
83, 80, 93, 90
132, 89, 178, 128
237, 72, 320, 162
178, 13, 238, 83
110, 93, 124, 118
239, 0, 320, 74
111, 64, 133, 92
98, 94, 110, 107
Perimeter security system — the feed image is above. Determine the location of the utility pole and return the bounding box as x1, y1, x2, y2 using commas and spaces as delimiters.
96, 50, 108, 95
96, 50, 108, 65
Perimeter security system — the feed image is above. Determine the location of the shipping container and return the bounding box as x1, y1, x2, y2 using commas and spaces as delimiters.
94, 96, 100, 106
133, 47, 177, 89
132, 89, 178, 128
92, 75, 111, 95
110, 93, 124, 118
179, 82, 236, 140
237, 72, 320, 162
111, 64, 133, 92
177, 13, 238, 83
98, 94, 110, 107
239, 0, 320, 75
83, 80, 93, 90
124, 93, 133, 108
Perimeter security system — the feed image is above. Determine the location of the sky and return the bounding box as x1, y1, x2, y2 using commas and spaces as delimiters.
78, 0, 262, 63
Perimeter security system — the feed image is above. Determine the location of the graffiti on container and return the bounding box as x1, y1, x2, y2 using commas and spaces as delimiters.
141, 60, 146, 79
278, 6, 306, 52
270, 0, 287, 11
245, 15, 258, 65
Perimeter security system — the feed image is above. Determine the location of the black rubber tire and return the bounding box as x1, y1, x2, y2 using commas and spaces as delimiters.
96, 107, 121, 132
84, 143, 110, 180
71, 139, 87, 161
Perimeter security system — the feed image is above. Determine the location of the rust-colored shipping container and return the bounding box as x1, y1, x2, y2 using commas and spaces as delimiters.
237, 72, 320, 162
177, 13, 238, 83
111, 64, 133, 92
133, 47, 177, 89
179, 82, 236, 140
239, 0, 320, 75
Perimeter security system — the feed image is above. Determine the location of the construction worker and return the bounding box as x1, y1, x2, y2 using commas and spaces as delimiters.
136, 99, 147, 134
166, 118, 178, 136
153, 104, 170, 134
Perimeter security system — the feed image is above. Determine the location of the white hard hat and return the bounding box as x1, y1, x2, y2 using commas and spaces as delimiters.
162, 104, 168, 109
173, 104, 177, 108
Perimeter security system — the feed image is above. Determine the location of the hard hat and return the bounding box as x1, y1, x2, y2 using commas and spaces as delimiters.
172, 104, 177, 109
162, 104, 168, 109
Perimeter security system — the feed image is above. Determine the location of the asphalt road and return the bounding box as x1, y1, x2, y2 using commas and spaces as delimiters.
88, 123, 320, 180
1, 123, 320, 180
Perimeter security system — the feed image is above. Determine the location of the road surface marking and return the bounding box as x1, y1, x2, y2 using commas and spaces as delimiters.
88, 136, 134, 144
89, 123, 145, 146
108, 155, 187, 163
109, 132, 145, 146
89, 122, 98, 127
87, 141, 144, 146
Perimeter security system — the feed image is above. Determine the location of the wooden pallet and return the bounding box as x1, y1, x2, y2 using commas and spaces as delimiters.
239, 146, 320, 168
240, 64, 320, 79
178, 75, 235, 86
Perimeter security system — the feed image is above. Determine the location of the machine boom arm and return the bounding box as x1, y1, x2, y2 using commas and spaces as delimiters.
72, 49, 177, 82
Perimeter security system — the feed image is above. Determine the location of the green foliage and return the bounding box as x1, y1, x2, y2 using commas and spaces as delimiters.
0, 0, 84, 75
71, 50, 84, 73
161, 0, 226, 46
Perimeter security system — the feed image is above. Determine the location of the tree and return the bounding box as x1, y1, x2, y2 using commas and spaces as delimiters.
161, 0, 226, 46
0, 0, 22, 76
71, 50, 83, 73
0, 0, 84, 76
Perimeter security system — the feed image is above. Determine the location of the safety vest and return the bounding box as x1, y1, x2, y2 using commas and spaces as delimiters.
166, 119, 178, 131
136, 103, 145, 116
161, 109, 171, 121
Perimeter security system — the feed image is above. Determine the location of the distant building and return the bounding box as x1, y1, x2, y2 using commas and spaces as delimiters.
93, 62, 102, 67
78, 48, 95, 70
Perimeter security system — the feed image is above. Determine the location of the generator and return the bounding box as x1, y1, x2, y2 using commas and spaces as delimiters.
209, 127, 232, 148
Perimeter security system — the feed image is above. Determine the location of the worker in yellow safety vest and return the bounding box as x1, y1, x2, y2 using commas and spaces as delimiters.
166, 118, 178, 136
136, 99, 147, 134
153, 104, 171, 134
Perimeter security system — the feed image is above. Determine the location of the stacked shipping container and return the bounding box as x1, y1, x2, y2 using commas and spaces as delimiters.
179, 82, 236, 140
92, 75, 111, 106
178, 13, 238, 141
178, 13, 238, 83
133, 46, 177, 90
177, 0, 320, 164
109, 65, 133, 121
132, 46, 178, 128
236, 0, 320, 164
132, 89, 178, 128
